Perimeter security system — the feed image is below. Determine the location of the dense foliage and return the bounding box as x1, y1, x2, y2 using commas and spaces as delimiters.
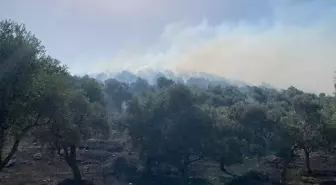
1, 20, 336, 185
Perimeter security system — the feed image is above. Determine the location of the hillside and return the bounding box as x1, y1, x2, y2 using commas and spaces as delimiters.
1, 19, 336, 185
89, 69, 252, 87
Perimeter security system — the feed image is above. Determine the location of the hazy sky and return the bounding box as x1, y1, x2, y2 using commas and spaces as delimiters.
1, 0, 336, 93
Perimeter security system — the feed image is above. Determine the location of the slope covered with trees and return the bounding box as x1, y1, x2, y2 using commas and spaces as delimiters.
1, 20, 336, 185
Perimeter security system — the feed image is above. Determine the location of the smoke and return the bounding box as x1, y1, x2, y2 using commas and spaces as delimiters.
88, 1, 336, 94
170, 20, 336, 94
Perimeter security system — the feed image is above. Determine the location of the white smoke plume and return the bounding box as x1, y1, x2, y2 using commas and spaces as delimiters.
86, 1, 336, 94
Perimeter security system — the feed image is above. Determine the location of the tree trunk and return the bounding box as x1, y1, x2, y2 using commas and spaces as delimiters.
178, 155, 190, 185
63, 145, 82, 185
280, 158, 289, 184
280, 146, 296, 184
220, 157, 236, 177
0, 139, 20, 172
145, 157, 152, 175
68, 160, 82, 185
303, 147, 312, 175
0, 114, 40, 172
180, 163, 189, 185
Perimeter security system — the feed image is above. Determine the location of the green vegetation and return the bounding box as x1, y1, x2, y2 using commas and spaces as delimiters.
1, 20, 336, 185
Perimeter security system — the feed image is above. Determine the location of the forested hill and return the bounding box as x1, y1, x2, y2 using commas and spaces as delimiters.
2, 19, 336, 185
89, 69, 270, 89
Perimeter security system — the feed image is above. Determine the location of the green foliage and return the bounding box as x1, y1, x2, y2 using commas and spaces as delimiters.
104, 78, 132, 112
113, 73, 336, 183
156, 76, 174, 89
0, 20, 110, 184
2, 18, 336, 185
74, 75, 105, 105
0, 19, 71, 170
130, 77, 152, 95
123, 84, 213, 181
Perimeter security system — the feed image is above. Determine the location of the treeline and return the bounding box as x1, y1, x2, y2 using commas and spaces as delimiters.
1, 19, 336, 185
107, 75, 336, 184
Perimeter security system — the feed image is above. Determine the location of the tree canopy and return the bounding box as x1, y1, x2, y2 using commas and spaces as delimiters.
1, 19, 336, 185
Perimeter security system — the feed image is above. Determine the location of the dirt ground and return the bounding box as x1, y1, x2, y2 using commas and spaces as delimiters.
2, 140, 336, 185
0, 141, 106, 185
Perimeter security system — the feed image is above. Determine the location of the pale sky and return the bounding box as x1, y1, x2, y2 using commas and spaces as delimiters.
1, 0, 336, 93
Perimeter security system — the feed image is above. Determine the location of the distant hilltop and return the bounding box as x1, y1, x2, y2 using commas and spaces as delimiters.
87, 69, 276, 90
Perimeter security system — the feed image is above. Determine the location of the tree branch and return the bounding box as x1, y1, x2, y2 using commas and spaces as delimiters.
0, 114, 45, 171
70, 145, 76, 158
0, 137, 20, 171
221, 167, 237, 177
62, 145, 70, 161
17, 114, 42, 139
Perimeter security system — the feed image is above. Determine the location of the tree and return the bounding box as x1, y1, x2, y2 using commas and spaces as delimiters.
204, 85, 247, 107
270, 114, 298, 184
268, 92, 324, 179
0, 26, 112, 181
73, 76, 109, 138
320, 95, 336, 151
200, 105, 242, 176
292, 93, 324, 175
206, 102, 278, 178
61, 92, 91, 184
156, 76, 174, 89
73, 75, 105, 105
248, 86, 270, 104
130, 77, 151, 95
186, 77, 209, 88
43, 83, 108, 185
0, 20, 68, 171
104, 78, 132, 112
124, 84, 213, 185
24, 70, 108, 185
321, 74, 336, 154
238, 104, 277, 158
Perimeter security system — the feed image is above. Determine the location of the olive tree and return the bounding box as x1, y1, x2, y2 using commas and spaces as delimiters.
123, 84, 213, 185
0, 20, 68, 171
44, 76, 108, 185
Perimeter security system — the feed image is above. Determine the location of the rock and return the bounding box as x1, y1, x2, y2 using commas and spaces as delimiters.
41, 178, 52, 185
57, 178, 94, 185
32, 153, 43, 160
5, 159, 16, 168
20, 160, 33, 165
83, 166, 89, 172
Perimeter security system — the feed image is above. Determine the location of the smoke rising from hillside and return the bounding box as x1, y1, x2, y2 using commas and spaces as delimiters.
88, 1, 336, 94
